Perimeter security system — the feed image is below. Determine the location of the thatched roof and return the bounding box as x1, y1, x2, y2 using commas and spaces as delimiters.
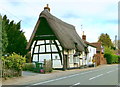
27, 9, 87, 51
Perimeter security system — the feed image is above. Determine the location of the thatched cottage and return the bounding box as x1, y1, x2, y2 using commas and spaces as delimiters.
26, 5, 88, 70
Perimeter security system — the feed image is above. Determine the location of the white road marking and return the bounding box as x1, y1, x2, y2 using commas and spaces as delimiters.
68, 74, 79, 78
107, 70, 114, 74
73, 82, 80, 85
89, 74, 103, 80
107, 68, 118, 74
69, 82, 80, 87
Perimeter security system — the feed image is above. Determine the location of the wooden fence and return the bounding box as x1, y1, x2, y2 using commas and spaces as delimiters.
0, 59, 1, 86
0, 59, 2, 79
1, 60, 21, 78
43, 59, 52, 73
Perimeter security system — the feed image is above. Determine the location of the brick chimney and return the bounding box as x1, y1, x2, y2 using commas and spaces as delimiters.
44, 4, 50, 12
82, 31, 86, 41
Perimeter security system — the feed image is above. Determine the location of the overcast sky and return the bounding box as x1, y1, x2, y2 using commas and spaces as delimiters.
0, 0, 119, 42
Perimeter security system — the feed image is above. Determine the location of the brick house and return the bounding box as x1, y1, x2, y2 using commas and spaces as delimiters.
91, 42, 107, 66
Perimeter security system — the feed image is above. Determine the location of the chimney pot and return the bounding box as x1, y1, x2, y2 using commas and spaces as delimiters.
82, 31, 86, 40
44, 4, 50, 12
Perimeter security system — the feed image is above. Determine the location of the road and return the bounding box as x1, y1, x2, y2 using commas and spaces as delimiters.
28, 64, 119, 86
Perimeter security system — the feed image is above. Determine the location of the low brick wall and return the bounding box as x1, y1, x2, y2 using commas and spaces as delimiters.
100, 54, 107, 65
95, 53, 106, 66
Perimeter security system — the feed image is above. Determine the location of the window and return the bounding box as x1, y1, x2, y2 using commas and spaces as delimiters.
73, 57, 79, 63
39, 40, 44, 44
46, 40, 50, 44
51, 45, 57, 52
33, 55, 38, 62
90, 48, 91, 52
36, 41, 40, 45
52, 54, 60, 60
34, 46, 39, 53
69, 55, 73, 63
39, 54, 51, 62
40, 45, 45, 52
46, 45, 51, 52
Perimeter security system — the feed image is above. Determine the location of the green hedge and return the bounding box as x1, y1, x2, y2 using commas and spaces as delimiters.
104, 53, 120, 64
112, 55, 118, 63
104, 53, 112, 64
23, 63, 35, 71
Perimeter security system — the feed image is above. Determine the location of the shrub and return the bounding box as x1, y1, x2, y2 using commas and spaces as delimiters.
104, 53, 112, 64
112, 55, 118, 64
118, 56, 120, 63
23, 63, 35, 71
1, 53, 26, 78
5, 53, 26, 71
104, 53, 119, 64
1, 53, 26, 70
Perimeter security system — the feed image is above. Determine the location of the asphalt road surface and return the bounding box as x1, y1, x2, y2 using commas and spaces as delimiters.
27, 64, 119, 86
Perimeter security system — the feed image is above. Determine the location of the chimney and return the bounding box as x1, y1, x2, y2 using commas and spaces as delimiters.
44, 4, 50, 12
82, 31, 86, 41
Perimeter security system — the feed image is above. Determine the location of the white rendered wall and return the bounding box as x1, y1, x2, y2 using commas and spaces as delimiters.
87, 46, 96, 65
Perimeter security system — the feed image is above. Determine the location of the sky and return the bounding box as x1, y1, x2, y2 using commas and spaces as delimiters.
0, 0, 119, 43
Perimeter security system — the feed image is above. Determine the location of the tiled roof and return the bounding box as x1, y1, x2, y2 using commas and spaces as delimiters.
90, 42, 102, 51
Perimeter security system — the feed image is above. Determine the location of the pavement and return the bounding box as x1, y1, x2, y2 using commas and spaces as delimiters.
22, 71, 39, 77
2, 64, 119, 86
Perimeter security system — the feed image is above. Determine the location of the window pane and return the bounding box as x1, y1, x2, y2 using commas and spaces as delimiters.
52, 54, 60, 59
39, 54, 51, 62
33, 55, 38, 62
53, 60, 62, 68
40, 45, 45, 52
69, 54, 73, 63
36, 41, 40, 45
46, 40, 49, 44
51, 45, 57, 52
34, 46, 39, 53
46, 45, 51, 52
39, 40, 44, 45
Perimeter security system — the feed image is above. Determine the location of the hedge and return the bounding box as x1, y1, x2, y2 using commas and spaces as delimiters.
104, 53, 120, 64
23, 63, 35, 71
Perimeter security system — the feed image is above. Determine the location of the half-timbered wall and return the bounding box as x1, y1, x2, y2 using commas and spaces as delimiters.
32, 40, 63, 68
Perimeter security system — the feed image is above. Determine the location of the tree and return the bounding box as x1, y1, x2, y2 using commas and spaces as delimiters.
98, 33, 113, 48
104, 46, 115, 54
1, 15, 8, 55
0, 15, 2, 56
2, 15, 28, 56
